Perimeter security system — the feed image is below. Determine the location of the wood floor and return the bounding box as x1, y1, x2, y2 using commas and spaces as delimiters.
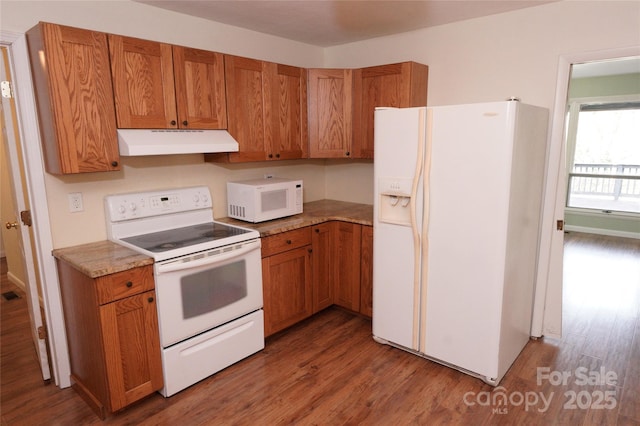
2, 232, 639, 425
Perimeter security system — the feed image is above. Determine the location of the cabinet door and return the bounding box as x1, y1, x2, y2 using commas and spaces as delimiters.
27, 23, 119, 174
224, 55, 269, 162
109, 35, 177, 129
311, 223, 335, 313
333, 222, 362, 311
308, 69, 353, 158
360, 225, 374, 317
262, 246, 313, 336
267, 63, 308, 160
100, 290, 163, 411
173, 46, 227, 129
353, 62, 429, 158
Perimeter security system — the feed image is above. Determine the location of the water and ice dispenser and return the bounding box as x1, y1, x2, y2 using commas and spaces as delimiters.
378, 177, 414, 226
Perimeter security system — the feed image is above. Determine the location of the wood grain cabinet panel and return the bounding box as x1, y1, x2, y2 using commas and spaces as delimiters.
109, 36, 227, 130
262, 245, 313, 336
173, 46, 227, 129
308, 69, 354, 158
353, 62, 429, 159
333, 222, 362, 312
222, 55, 269, 162
56, 261, 162, 418
26, 22, 119, 174
207, 56, 307, 163
269, 63, 308, 160
360, 225, 374, 318
109, 35, 177, 129
100, 290, 163, 411
311, 223, 335, 313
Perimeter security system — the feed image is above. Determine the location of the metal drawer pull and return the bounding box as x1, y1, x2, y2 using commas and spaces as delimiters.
148, 296, 154, 303
126, 281, 133, 288
286, 239, 292, 244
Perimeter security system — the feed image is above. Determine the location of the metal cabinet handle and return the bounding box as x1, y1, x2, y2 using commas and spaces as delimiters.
148, 296, 154, 303
182, 120, 188, 126
170, 120, 177, 126
5, 222, 18, 230
286, 239, 292, 244
125, 281, 133, 288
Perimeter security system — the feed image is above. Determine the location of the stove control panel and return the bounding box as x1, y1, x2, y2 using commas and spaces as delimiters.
105, 186, 212, 222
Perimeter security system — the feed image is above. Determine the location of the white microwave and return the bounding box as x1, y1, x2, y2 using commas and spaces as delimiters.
227, 178, 303, 223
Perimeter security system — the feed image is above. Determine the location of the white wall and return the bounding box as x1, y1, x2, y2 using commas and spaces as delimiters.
320, 0, 640, 203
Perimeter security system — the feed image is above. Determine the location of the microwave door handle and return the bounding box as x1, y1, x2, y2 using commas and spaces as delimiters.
155, 240, 260, 274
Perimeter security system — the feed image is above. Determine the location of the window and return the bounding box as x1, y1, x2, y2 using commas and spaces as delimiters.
566, 100, 640, 214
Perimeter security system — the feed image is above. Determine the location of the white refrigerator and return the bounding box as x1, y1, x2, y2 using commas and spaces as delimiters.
372, 101, 548, 385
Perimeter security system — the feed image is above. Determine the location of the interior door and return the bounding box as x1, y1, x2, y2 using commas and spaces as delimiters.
1, 47, 51, 381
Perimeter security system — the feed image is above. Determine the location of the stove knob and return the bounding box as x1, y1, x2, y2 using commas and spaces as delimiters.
129, 203, 137, 212
201, 194, 209, 203
193, 194, 200, 203
118, 205, 126, 214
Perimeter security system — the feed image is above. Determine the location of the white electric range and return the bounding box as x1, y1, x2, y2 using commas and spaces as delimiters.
105, 186, 264, 397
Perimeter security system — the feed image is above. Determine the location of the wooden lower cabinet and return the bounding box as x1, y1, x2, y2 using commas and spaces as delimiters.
333, 222, 362, 312
56, 261, 163, 418
311, 223, 334, 313
360, 225, 374, 317
261, 228, 313, 336
261, 222, 373, 336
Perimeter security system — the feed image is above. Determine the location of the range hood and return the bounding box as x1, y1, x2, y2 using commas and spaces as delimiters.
117, 129, 239, 156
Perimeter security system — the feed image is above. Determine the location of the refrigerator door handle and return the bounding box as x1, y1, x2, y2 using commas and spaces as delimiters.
419, 108, 434, 354
409, 110, 427, 350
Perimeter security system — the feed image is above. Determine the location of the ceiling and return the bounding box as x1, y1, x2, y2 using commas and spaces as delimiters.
133, 0, 556, 47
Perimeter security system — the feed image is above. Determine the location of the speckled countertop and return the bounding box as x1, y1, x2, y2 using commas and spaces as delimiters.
52, 240, 154, 278
216, 199, 373, 236
51, 200, 372, 278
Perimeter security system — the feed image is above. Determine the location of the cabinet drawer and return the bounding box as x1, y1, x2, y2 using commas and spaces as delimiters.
261, 227, 311, 257
96, 265, 154, 305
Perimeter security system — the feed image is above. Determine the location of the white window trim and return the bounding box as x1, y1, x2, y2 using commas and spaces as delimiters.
564, 93, 640, 216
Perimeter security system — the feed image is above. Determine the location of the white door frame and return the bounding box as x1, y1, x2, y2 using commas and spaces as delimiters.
1, 44, 51, 381
1, 30, 71, 388
531, 45, 640, 338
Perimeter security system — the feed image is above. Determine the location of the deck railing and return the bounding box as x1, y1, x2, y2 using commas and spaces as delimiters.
567, 164, 640, 213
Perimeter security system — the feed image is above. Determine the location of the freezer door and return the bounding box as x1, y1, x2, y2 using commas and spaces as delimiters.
372, 107, 426, 351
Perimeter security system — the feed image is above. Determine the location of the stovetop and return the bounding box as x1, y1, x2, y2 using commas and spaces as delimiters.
105, 186, 260, 262
121, 222, 252, 254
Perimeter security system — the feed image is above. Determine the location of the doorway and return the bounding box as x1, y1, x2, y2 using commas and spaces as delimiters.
532, 46, 640, 340
1, 44, 51, 382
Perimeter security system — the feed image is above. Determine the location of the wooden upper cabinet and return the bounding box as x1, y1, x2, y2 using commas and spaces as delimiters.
109, 36, 227, 130
173, 46, 227, 129
109, 35, 177, 129
208, 56, 307, 163
308, 69, 354, 159
26, 22, 119, 174
223, 55, 269, 162
353, 62, 428, 158
268, 63, 308, 160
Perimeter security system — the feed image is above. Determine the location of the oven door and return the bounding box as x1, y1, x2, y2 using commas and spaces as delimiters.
154, 238, 263, 347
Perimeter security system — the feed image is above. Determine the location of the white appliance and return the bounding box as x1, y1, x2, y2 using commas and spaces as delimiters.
105, 186, 264, 397
373, 101, 549, 386
227, 178, 303, 223
117, 129, 239, 156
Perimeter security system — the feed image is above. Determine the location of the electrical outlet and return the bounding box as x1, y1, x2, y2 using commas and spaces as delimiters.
68, 192, 84, 212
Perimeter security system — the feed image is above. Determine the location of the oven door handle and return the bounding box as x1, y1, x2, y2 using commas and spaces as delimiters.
155, 240, 260, 274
